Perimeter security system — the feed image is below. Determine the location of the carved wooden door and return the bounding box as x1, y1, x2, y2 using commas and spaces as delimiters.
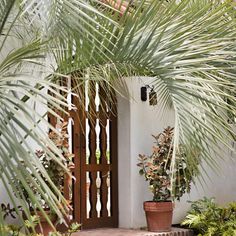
70, 81, 118, 229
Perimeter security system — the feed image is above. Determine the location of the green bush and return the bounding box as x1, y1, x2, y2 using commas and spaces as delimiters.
181, 197, 236, 236
0, 215, 80, 236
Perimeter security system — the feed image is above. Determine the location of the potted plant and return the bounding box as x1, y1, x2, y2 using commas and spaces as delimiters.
137, 126, 196, 232
13, 122, 74, 235
0, 210, 80, 236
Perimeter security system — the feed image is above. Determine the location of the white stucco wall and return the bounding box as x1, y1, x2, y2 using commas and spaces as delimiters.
1, 74, 236, 228
118, 77, 236, 229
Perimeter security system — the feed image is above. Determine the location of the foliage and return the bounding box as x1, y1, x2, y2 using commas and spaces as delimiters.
1, 0, 236, 230
64, 0, 236, 188
12, 122, 74, 210
0, 203, 80, 235
137, 127, 197, 202
0, 215, 39, 236
36, 122, 74, 196
182, 197, 236, 236
0, 215, 80, 236
48, 222, 81, 236
0, 0, 116, 226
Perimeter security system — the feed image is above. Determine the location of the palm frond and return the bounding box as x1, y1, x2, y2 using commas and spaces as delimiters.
0, 1, 72, 230
0, 0, 15, 36
59, 0, 236, 181
0, 74, 70, 228
19, 0, 120, 65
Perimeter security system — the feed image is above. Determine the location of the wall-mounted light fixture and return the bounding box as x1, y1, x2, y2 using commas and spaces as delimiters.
140, 85, 157, 106
140, 86, 147, 102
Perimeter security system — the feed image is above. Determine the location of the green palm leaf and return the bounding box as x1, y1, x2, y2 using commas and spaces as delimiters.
60, 0, 236, 181
0, 0, 123, 232
0, 44, 70, 229
1, 0, 236, 233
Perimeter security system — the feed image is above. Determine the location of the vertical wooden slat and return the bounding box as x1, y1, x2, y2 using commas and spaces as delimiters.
88, 82, 98, 219
90, 171, 97, 219
71, 82, 85, 223
109, 92, 118, 226
63, 172, 70, 201
99, 86, 109, 218
99, 86, 108, 165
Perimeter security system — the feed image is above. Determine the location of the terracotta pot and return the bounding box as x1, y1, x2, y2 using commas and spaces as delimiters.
143, 201, 173, 232
35, 211, 57, 236
23, 210, 57, 236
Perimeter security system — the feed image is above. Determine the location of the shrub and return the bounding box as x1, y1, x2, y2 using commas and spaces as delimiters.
182, 197, 236, 236
137, 127, 196, 202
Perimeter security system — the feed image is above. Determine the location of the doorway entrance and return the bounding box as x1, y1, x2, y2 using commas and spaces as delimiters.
69, 81, 118, 229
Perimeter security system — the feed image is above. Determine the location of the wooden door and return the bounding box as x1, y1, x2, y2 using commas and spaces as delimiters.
70, 81, 118, 229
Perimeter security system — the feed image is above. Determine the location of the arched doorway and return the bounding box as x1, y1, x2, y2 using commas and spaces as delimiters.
70, 81, 118, 229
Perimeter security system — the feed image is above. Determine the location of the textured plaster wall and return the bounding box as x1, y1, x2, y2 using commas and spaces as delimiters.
117, 77, 236, 229
0, 75, 236, 228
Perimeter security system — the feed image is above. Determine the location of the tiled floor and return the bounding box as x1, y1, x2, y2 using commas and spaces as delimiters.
72, 228, 193, 236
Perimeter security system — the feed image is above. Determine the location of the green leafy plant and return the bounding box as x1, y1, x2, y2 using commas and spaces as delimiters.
36, 122, 74, 197
49, 223, 81, 236
0, 215, 40, 236
13, 122, 74, 211
1, 0, 236, 230
0, 224, 23, 236
24, 215, 41, 232
0, 0, 117, 226
137, 127, 198, 201
0, 216, 80, 236
182, 197, 236, 236
0, 203, 80, 235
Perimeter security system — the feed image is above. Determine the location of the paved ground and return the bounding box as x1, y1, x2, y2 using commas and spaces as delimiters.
73, 228, 193, 236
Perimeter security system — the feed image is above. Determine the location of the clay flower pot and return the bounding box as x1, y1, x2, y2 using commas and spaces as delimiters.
23, 210, 57, 236
34, 210, 57, 236
143, 201, 173, 232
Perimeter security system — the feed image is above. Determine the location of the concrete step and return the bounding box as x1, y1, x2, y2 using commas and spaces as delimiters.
73, 227, 193, 236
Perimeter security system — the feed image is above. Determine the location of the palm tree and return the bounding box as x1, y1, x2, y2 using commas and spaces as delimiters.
55, 0, 236, 176
0, 0, 117, 232
1, 0, 236, 232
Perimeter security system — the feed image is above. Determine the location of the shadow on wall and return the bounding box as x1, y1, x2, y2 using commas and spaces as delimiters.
117, 77, 236, 228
